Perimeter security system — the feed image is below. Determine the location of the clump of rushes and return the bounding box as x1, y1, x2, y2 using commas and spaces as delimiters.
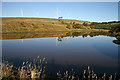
18, 56, 47, 79
2, 56, 47, 79
2, 61, 14, 79
2, 59, 120, 80
57, 66, 119, 80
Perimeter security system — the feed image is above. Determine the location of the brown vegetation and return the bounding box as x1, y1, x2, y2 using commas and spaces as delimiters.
2, 17, 90, 33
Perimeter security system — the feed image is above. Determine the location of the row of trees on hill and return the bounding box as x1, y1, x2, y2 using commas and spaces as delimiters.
57, 16, 120, 32
66, 21, 120, 32
90, 22, 120, 31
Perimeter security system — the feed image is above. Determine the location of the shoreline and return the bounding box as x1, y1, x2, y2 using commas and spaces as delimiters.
1, 29, 112, 40
1, 29, 109, 34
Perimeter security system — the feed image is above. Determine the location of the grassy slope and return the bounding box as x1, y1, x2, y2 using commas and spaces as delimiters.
2, 17, 91, 33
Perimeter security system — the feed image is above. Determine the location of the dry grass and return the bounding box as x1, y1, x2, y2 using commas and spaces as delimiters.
2, 17, 91, 33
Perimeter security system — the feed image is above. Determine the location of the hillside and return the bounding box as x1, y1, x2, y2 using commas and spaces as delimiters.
1, 17, 91, 33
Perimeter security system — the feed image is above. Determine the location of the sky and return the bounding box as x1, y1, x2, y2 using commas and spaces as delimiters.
2, 2, 118, 22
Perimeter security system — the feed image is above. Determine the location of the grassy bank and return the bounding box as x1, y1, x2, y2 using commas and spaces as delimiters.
2, 17, 91, 33
2, 17, 120, 34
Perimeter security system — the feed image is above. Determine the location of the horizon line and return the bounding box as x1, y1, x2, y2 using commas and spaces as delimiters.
1, 16, 118, 23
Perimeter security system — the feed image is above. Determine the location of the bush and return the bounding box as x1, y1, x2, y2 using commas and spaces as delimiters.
73, 22, 75, 24
110, 25, 120, 33
72, 24, 86, 29
61, 21, 64, 24
90, 23, 112, 30
66, 24, 72, 29
83, 22, 88, 26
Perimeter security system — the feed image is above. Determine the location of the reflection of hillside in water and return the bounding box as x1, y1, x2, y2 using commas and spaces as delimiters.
2, 31, 120, 45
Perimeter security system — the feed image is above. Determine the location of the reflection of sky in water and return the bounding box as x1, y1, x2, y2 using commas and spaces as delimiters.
2, 36, 118, 73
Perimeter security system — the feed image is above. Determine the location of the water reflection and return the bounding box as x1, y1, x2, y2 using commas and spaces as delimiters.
2, 31, 120, 45
2, 31, 120, 79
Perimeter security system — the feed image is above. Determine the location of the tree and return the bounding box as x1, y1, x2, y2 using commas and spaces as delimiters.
58, 17, 63, 21
58, 17, 63, 19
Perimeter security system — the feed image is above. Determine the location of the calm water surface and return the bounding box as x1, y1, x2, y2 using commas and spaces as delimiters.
2, 35, 119, 74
